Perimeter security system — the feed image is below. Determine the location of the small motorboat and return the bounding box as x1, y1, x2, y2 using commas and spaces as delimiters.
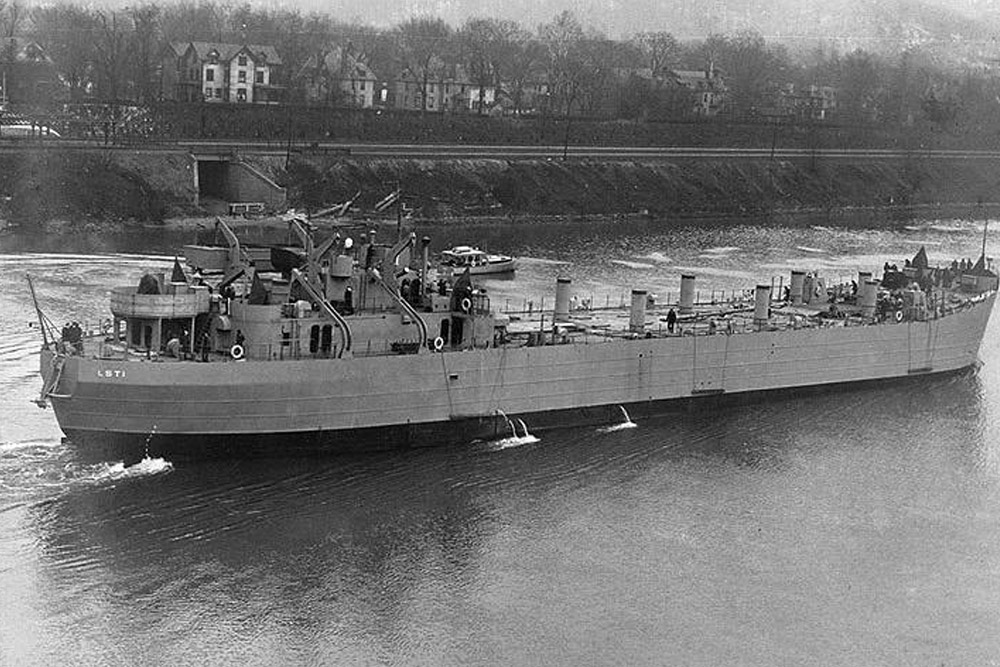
440, 246, 517, 276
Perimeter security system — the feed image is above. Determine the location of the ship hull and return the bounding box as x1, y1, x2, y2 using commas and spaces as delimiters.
44, 292, 995, 459
59, 364, 980, 462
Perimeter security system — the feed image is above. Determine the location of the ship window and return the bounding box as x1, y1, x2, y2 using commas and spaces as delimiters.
310, 325, 320, 353
321, 326, 333, 354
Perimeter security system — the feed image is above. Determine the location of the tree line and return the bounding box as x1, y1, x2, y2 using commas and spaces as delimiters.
0, 0, 997, 138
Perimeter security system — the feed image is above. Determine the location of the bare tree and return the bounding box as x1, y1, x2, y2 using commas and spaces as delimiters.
30, 4, 97, 101
632, 31, 681, 77
396, 16, 452, 112
458, 18, 532, 115
159, 1, 226, 43
128, 5, 161, 104
0, 0, 24, 102
576, 37, 641, 117
504, 35, 544, 115
694, 30, 785, 117
836, 49, 882, 122
459, 18, 495, 114
538, 10, 586, 115
93, 10, 130, 102
348, 23, 399, 90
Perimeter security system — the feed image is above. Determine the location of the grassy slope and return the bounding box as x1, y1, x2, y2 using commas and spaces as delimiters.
282, 156, 1000, 220
2, 149, 997, 227
0, 150, 197, 225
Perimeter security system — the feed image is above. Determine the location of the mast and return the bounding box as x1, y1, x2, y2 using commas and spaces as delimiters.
26, 274, 50, 348
982, 217, 989, 263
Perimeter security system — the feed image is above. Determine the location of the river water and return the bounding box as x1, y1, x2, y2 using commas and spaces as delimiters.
2, 216, 1000, 665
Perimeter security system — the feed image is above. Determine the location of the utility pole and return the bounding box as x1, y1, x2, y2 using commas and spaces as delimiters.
562, 113, 572, 161
284, 103, 293, 169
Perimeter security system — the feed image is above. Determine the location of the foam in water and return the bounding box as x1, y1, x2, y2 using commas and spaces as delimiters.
85, 457, 173, 484
486, 414, 539, 450
597, 406, 637, 433
517, 257, 573, 266
610, 259, 656, 270
487, 433, 540, 450
638, 251, 673, 264
672, 265, 753, 279
0, 439, 63, 455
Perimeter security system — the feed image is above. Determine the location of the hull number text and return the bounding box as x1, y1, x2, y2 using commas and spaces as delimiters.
96, 369, 127, 379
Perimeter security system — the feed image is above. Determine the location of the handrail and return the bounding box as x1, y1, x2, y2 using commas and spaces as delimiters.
290, 269, 352, 356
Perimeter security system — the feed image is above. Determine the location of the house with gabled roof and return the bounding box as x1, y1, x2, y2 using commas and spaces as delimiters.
159, 41, 283, 104
669, 64, 727, 116
392, 63, 496, 113
298, 47, 378, 108
1, 37, 66, 104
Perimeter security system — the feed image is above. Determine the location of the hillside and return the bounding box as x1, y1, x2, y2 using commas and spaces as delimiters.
281, 154, 1000, 221
3, 148, 999, 230
251, 0, 997, 53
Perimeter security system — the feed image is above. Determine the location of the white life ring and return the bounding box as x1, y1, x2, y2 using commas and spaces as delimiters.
894, 310, 903, 323
230, 344, 245, 360
433, 336, 445, 351
460, 297, 472, 313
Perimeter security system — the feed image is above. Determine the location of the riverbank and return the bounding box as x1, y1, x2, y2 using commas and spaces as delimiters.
3, 148, 1000, 232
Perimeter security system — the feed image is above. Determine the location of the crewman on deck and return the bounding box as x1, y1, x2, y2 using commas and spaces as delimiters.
666, 308, 677, 333
200, 331, 211, 362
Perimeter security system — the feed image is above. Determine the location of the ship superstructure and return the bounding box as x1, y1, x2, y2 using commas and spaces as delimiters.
32, 217, 998, 458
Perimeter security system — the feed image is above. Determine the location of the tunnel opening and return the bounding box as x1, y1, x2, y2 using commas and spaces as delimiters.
197, 160, 230, 200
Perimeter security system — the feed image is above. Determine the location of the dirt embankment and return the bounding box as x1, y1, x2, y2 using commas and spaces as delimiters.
3, 148, 999, 230
0, 150, 199, 228
284, 155, 1000, 221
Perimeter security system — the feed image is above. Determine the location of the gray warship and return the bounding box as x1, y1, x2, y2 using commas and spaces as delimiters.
31, 217, 998, 459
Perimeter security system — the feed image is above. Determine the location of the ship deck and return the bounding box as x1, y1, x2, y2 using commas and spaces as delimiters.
502, 285, 988, 345
57, 282, 991, 364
